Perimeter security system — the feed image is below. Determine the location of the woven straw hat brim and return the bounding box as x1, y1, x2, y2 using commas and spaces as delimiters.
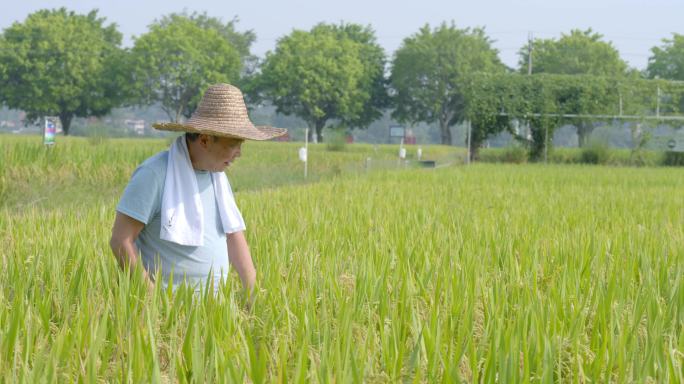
153, 121, 287, 141
152, 83, 287, 141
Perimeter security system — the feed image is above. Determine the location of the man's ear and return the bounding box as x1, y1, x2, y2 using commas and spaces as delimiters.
199, 134, 210, 148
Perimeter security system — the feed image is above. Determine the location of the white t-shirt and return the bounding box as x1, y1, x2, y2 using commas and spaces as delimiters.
116, 151, 245, 291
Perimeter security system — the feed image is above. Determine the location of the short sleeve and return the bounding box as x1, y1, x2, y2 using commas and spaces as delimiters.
224, 195, 246, 234
116, 165, 163, 225
223, 176, 246, 234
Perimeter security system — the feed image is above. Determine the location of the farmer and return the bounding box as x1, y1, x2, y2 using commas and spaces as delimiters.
109, 84, 286, 293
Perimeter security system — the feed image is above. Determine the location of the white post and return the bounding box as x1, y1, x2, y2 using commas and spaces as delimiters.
398, 138, 406, 166
304, 127, 308, 178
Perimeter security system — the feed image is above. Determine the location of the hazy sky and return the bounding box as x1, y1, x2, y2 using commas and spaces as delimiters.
1, 0, 682, 70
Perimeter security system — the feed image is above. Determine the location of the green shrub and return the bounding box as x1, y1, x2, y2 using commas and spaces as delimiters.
325, 127, 347, 152
549, 148, 580, 164
500, 144, 528, 163
662, 151, 684, 166
580, 141, 609, 164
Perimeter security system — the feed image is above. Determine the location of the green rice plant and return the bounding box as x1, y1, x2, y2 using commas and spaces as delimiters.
0, 134, 682, 382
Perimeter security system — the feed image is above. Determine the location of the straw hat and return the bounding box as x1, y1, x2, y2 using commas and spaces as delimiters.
153, 83, 287, 140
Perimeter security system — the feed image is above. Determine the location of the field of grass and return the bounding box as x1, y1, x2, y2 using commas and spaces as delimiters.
0, 134, 683, 382
0, 135, 461, 210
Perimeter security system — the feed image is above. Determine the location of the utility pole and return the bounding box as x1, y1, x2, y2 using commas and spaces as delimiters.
527, 32, 533, 75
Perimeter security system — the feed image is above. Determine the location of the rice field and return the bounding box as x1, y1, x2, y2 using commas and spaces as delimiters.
0, 135, 682, 382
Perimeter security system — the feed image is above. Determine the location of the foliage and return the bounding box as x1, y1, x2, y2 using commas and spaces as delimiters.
0, 8, 126, 135
580, 139, 610, 164
517, 29, 629, 147
130, 14, 242, 122
325, 127, 348, 151
462, 73, 684, 160
157, 11, 257, 75
257, 23, 387, 142
662, 151, 684, 166
518, 29, 628, 76
647, 33, 684, 80
501, 143, 529, 163
390, 22, 505, 146
321, 23, 389, 129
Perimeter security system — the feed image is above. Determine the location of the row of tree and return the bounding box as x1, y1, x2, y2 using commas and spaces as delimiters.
1, 8, 684, 157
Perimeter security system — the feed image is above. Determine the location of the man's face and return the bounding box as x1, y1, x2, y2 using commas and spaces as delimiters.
201, 135, 244, 172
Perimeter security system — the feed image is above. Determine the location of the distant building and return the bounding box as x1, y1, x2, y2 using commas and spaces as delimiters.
125, 119, 146, 135
404, 128, 417, 145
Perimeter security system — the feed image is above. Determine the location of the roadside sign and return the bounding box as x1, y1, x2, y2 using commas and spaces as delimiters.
44, 118, 57, 145
667, 139, 676, 150
651, 133, 684, 152
389, 125, 405, 138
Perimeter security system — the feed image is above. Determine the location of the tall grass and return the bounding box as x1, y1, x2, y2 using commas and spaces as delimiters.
0, 135, 682, 381
0, 135, 458, 209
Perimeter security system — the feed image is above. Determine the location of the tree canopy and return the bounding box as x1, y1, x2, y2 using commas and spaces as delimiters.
647, 33, 684, 81
390, 23, 505, 145
157, 12, 257, 74
256, 23, 387, 142
516, 29, 630, 147
519, 29, 628, 76
130, 14, 242, 122
0, 8, 126, 135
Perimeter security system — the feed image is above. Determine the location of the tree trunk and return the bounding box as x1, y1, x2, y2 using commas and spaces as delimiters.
439, 118, 452, 145
529, 124, 547, 161
59, 113, 73, 136
469, 135, 481, 161
577, 122, 594, 147
306, 120, 320, 142
306, 119, 325, 143
315, 120, 325, 143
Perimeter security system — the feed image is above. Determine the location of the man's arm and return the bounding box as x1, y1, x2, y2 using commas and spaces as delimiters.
110, 212, 154, 287
227, 231, 256, 293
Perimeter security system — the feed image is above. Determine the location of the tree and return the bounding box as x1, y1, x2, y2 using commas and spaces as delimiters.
461, 73, 684, 160
0, 8, 126, 135
647, 33, 684, 80
518, 29, 629, 146
256, 23, 387, 142
157, 12, 257, 75
130, 15, 242, 122
390, 23, 505, 145
318, 23, 389, 129
519, 29, 627, 76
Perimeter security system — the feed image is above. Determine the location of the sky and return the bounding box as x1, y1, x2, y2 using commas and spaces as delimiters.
1, 0, 682, 71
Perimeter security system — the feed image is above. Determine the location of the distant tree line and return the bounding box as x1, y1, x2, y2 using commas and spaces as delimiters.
1, 8, 684, 159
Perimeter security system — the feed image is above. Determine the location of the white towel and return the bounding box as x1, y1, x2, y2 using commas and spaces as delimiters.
160, 136, 245, 246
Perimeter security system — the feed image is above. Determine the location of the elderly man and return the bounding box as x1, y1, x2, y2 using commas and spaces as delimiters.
109, 84, 286, 293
